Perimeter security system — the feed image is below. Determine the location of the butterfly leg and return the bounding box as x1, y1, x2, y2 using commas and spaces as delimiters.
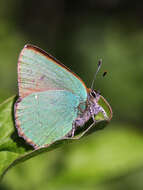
71, 119, 82, 137
67, 117, 86, 138
66, 122, 76, 137
71, 123, 76, 137
100, 108, 108, 119
97, 106, 108, 119
89, 105, 97, 123
90, 104, 108, 122
71, 113, 90, 137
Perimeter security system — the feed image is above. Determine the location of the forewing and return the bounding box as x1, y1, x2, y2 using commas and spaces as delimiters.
15, 90, 80, 148
18, 44, 87, 102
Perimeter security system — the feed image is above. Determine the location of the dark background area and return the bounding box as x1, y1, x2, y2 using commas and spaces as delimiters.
1, 0, 143, 189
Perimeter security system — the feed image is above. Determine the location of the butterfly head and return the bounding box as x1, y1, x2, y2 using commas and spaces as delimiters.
88, 88, 101, 104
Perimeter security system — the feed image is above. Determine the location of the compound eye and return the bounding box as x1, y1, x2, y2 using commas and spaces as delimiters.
90, 91, 96, 98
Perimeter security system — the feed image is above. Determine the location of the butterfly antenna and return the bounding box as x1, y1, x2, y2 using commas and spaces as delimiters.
91, 59, 102, 90
103, 71, 107, 77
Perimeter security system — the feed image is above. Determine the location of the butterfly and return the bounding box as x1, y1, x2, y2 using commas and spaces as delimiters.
14, 44, 108, 149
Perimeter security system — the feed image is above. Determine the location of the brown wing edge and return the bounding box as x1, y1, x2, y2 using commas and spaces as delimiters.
22, 44, 88, 91
14, 98, 39, 149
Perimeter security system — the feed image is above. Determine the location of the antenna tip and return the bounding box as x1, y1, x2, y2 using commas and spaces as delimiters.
98, 59, 102, 66
103, 71, 107, 77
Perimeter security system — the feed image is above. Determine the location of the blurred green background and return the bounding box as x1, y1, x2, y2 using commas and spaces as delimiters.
1, 0, 143, 189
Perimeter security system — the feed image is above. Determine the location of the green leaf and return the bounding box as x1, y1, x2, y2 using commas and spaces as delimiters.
0, 95, 112, 181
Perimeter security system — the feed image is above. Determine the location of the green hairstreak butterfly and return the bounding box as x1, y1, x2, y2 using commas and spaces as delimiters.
14, 44, 109, 149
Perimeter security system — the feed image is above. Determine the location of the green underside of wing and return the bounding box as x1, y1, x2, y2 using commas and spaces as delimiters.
16, 90, 80, 147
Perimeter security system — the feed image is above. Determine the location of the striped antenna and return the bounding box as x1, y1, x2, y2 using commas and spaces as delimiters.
91, 59, 102, 90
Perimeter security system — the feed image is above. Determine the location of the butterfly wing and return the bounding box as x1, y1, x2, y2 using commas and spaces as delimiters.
15, 90, 80, 148
18, 44, 87, 102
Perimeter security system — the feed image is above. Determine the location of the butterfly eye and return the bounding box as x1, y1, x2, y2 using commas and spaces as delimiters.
90, 91, 96, 98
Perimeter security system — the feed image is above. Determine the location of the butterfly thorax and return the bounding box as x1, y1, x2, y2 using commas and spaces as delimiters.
74, 89, 107, 128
